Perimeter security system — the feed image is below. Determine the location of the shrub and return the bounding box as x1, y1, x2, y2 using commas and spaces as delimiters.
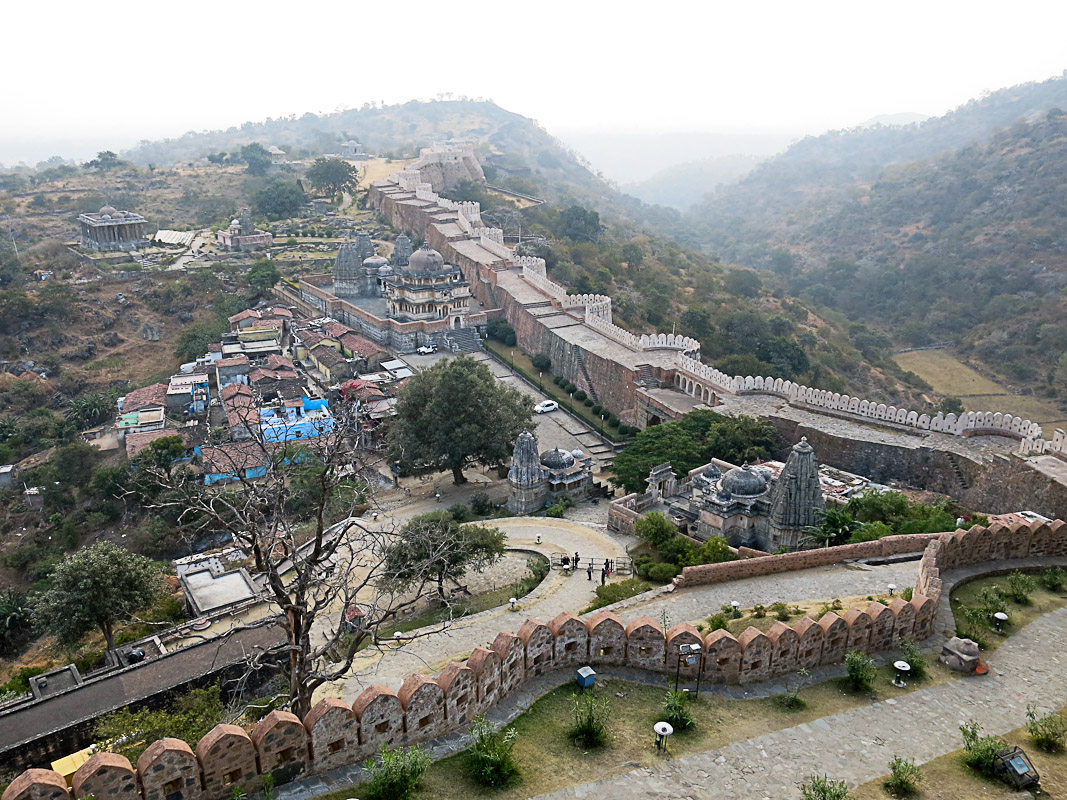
363, 744, 430, 800
563, 381, 576, 393
448, 502, 469, 522
752, 604, 766, 618
469, 492, 492, 516
465, 716, 520, 787
771, 601, 792, 622
530, 353, 551, 371
573, 390, 587, 401
1040, 567, 1066, 592
553, 375, 563, 386
591, 404, 603, 416
647, 562, 680, 582
583, 398, 594, 407
1006, 570, 1037, 604
799, 774, 853, 800
569, 692, 610, 748
583, 578, 651, 612
959, 720, 1003, 777
843, 650, 876, 692
900, 587, 913, 602
976, 585, 1009, 615
897, 639, 928, 681
1026, 704, 1067, 752
772, 670, 809, 711
883, 755, 922, 796
607, 416, 620, 427
706, 612, 729, 631
545, 504, 565, 518
662, 689, 694, 730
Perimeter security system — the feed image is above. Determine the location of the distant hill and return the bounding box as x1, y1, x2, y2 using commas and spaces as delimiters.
622, 154, 764, 210
681, 72, 1067, 403
859, 112, 930, 128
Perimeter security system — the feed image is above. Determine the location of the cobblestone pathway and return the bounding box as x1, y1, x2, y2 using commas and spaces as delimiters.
535, 606, 1067, 799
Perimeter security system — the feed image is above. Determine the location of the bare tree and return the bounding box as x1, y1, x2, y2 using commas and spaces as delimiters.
141, 399, 478, 718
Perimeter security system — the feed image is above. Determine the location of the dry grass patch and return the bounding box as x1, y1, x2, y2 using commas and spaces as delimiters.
893, 350, 1005, 395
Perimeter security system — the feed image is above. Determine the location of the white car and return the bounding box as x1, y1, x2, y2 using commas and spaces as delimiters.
534, 400, 559, 414
416, 344, 438, 355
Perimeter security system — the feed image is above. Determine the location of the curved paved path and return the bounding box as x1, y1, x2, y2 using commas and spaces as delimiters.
328, 511, 919, 701
535, 605, 1067, 799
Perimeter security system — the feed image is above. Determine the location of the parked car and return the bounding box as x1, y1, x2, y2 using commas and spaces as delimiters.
534, 400, 559, 414
416, 344, 438, 354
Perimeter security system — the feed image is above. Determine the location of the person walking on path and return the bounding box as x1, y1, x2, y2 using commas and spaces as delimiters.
600, 567, 606, 585
587, 563, 593, 581
574, 552, 580, 569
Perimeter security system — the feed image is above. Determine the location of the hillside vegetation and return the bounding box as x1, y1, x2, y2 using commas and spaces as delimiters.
681, 73, 1067, 408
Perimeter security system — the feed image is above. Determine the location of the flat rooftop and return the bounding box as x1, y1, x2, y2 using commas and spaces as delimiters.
181, 568, 258, 615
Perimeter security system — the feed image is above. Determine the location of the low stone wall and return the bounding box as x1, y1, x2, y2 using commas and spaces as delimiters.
915, 518, 1067, 602
3, 589, 944, 800
676, 533, 942, 587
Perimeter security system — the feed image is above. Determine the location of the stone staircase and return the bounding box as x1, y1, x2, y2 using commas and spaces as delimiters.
636, 363, 658, 387
945, 452, 973, 491
448, 328, 483, 353
572, 345, 600, 404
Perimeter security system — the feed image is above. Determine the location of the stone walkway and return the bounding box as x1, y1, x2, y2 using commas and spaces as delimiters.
535, 605, 1067, 800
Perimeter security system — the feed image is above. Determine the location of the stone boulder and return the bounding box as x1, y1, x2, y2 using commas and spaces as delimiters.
940, 636, 980, 673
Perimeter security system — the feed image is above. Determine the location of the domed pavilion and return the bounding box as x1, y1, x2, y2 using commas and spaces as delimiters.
77, 203, 149, 252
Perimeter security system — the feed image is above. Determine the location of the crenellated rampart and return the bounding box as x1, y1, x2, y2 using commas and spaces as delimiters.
6, 522, 1065, 800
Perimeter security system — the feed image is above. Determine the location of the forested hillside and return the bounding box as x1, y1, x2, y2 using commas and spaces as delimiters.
681, 74, 1067, 402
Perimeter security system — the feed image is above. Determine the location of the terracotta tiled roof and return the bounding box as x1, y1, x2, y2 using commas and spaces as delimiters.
322, 320, 353, 339
311, 343, 347, 368
216, 355, 251, 369
339, 332, 386, 358
228, 309, 260, 324
267, 355, 295, 371
249, 367, 299, 385
200, 442, 268, 474
121, 383, 168, 412
297, 331, 327, 349
221, 383, 253, 401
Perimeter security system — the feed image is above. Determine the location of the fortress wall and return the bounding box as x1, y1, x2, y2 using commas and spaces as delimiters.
7, 523, 1053, 800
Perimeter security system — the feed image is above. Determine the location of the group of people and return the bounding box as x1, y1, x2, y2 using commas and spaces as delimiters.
559, 552, 615, 585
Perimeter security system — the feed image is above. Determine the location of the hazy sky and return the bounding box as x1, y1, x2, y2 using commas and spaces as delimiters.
4, 0, 1067, 164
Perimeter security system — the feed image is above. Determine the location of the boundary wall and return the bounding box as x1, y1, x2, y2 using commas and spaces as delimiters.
5, 522, 1062, 800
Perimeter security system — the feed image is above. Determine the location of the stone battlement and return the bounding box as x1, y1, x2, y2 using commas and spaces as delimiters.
5, 521, 1063, 800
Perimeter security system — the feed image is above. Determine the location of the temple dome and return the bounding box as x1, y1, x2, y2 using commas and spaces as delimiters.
363, 255, 388, 270
377, 264, 394, 276
539, 448, 575, 470
406, 244, 445, 272
721, 464, 767, 497
571, 448, 584, 459
99, 205, 118, 216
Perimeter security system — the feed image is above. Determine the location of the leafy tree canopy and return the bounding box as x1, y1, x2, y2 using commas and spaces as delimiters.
248, 259, 281, 296
611, 410, 776, 494
387, 355, 533, 484
35, 541, 162, 651
385, 512, 506, 597
306, 157, 359, 197
252, 178, 306, 220
241, 142, 272, 176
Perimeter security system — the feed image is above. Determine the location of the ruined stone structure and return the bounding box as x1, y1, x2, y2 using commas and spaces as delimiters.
613, 439, 826, 551
767, 437, 825, 550
77, 205, 149, 252
217, 209, 273, 252
5, 520, 1066, 800
506, 429, 593, 514
506, 431, 545, 514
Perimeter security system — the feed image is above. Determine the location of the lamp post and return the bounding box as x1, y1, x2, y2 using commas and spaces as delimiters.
600, 414, 605, 437
510, 350, 515, 372
539, 371, 543, 391
569, 392, 574, 414
888, 583, 897, 596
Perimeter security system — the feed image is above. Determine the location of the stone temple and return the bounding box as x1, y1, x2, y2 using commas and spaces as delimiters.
77, 205, 149, 252
217, 208, 274, 252
507, 429, 594, 514
648, 437, 826, 551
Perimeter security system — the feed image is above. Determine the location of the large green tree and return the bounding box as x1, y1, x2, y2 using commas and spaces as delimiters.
305, 157, 359, 197
387, 355, 533, 484
248, 259, 281, 296
611, 410, 776, 494
240, 143, 272, 176
252, 178, 306, 219
35, 541, 162, 651
385, 512, 506, 598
